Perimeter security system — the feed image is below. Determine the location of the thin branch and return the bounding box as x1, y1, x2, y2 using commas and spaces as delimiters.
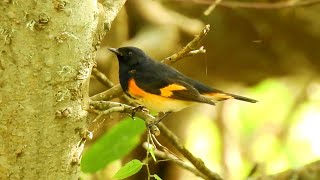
142, 142, 208, 180
90, 85, 123, 101
184, 0, 320, 9
204, 0, 223, 15
162, 24, 210, 64
157, 123, 223, 180
150, 133, 182, 161
91, 67, 114, 88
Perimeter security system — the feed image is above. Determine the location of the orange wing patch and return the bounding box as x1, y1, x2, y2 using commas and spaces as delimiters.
160, 84, 187, 97
204, 92, 234, 101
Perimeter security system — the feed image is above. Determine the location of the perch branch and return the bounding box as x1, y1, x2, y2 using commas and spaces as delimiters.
90, 101, 160, 135
157, 123, 223, 180
142, 142, 208, 180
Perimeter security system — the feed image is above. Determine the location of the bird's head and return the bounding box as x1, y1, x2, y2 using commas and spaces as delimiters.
108, 46, 148, 67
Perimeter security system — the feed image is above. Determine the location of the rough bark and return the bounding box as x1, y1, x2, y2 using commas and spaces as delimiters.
0, 0, 125, 179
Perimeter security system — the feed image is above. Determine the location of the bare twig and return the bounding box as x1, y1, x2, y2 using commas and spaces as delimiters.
150, 133, 182, 161
157, 123, 223, 180
91, 68, 114, 88
90, 85, 123, 101
182, 0, 320, 9
142, 142, 208, 179
162, 24, 210, 64
204, 0, 223, 15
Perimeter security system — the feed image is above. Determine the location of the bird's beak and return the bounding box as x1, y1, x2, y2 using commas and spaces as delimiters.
108, 48, 123, 56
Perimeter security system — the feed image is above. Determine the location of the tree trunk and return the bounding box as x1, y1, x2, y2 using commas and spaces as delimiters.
0, 1, 124, 179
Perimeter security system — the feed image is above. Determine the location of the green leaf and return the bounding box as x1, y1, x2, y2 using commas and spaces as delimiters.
151, 174, 162, 180
81, 118, 146, 173
113, 159, 144, 179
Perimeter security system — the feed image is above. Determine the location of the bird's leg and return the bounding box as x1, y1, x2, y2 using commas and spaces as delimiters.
155, 112, 172, 125
147, 112, 172, 132
130, 105, 147, 120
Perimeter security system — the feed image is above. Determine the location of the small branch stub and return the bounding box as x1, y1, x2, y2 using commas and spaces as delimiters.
162, 24, 210, 64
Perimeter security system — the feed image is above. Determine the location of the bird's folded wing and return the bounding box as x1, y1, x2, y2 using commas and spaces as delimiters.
135, 77, 216, 105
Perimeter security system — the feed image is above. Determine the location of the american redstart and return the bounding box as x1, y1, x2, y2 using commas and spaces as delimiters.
108, 46, 257, 113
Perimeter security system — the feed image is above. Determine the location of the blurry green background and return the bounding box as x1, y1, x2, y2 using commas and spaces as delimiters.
85, 0, 320, 179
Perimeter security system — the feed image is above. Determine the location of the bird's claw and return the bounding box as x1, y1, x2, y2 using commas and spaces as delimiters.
147, 112, 171, 127
130, 105, 147, 120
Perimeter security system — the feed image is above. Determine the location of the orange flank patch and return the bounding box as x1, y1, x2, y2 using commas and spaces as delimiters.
204, 92, 234, 101
128, 78, 147, 97
160, 84, 187, 97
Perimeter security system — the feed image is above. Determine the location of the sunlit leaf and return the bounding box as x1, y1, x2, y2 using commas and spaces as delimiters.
81, 118, 146, 173
151, 174, 162, 180
113, 159, 143, 179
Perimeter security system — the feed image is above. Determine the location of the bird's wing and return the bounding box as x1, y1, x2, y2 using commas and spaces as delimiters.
131, 64, 216, 105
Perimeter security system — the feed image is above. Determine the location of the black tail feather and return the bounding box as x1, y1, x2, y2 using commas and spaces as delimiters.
228, 93, 258, 103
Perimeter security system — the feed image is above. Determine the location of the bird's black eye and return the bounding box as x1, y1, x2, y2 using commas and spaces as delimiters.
128, 51, 132, 56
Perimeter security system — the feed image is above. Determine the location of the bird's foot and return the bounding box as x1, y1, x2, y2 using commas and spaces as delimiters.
130, 105, 148, 120
153, 112, 171, 125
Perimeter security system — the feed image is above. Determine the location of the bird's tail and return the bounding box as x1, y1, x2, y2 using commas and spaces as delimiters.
226, 93, 258, 103
203, 92, 258, 103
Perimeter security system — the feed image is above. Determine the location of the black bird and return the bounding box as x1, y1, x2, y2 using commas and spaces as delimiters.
109, 46, 257, 113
